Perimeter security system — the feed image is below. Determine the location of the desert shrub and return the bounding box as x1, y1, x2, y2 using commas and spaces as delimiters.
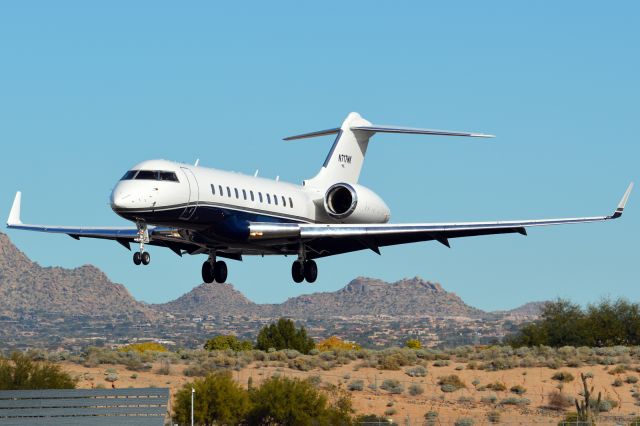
105, 373, 118, 383
433, 360, 450, 367
558, 412, 595, 426
384, 408, 397, 416
118, 342, 167, 353
481, 395, 498, 404
500, 397, 530, 406
405, 365, 427, 377
612, 378, 623, 387
454, 417, 474, 426
589, 398, 616, 412
510, 384, 527, 395
173, 371, 249, 425
458, 395, 473, 403
347, 379, 364, 391
380, 379, 404, 394
546, 357, 563, 369
626, 375, 639, 384
307, 375, 322, 387
405, 339, 421, 349
255, 318, 315, 354
316, 336, 360, 351
204, 335, 253, 352
485, 381, 506, 391
246, 376, 352, 425
487, 410, 501, 423
438, 375, 466, 391
358, 414, 398, 425
408, 384, 424, 396
552, 371, 575, 382
609, 364, 627, 374
547, 390, 574, 409
130, 373, 138, 379
157, 359, 171, 375
629, 417, 640, 426
288, 356, 316, 372
0, 352, 76, 390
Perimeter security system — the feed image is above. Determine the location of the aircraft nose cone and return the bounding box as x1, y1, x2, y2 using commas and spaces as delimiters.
110, 188, 132, 210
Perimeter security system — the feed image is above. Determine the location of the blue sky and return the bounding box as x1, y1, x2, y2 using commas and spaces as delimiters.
1, 2, 637, 310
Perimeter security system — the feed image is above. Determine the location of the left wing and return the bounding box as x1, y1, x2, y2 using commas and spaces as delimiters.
249, 183, 633, 259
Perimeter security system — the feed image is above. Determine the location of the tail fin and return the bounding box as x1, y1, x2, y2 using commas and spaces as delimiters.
284, 112, 494, 189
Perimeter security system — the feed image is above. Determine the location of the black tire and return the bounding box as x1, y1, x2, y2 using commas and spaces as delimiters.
291, 261, 304, 283
214, 261, 228, 283
133, 252, 142, 265
141, 251, 151, 265
303, 260, 318, 283
201, 261, 214, 283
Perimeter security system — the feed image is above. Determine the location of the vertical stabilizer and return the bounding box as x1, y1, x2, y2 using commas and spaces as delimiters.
304, 112, 372, 188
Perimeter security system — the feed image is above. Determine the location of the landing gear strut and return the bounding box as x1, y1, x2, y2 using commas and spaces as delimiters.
201, 254, 228, 283
132, 221, 150, 266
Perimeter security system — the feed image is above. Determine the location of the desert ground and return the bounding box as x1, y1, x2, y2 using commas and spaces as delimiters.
59, 352, 640, 425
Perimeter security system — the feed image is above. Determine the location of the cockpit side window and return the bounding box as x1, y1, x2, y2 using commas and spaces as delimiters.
120, 170, 138, 180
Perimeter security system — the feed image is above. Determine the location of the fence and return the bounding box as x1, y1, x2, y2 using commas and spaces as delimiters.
0, 388, 169, 425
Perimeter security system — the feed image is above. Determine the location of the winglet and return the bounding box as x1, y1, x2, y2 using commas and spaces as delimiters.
610, 182, 634, 219
7, 191, 22, 226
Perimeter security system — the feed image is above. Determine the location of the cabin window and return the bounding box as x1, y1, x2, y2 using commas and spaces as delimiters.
210, 184, 215, 195
227, 187, 231, 197
289, 197, 293, 208
242, 189, 247, 200
259, 192, 263, 203
281, 195, 286, 206
274, 195, 278, 205
250, 190, 254, 201
266, 194, 271, 204
234, 188, 239, 199
218, 185, 223, 196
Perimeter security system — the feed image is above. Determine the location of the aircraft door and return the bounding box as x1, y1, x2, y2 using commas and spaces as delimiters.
179, 167, 199, 220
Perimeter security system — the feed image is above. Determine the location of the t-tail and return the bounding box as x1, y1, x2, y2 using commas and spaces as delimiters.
284, 112, 494, 189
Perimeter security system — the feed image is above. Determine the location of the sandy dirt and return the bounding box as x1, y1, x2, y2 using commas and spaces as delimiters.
61, 360, 640, 425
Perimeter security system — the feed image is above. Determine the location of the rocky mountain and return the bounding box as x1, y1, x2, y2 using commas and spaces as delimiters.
266, 277, 485, 318
504, 301, 548, 317
0, 232, 155, 320
154, 282, 259, 316
155, 276, 486, 319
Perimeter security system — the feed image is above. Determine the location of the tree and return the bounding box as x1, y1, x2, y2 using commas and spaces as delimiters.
0, 352, 76, 390
204, 335, 253, 351
256, 318, 315, 354
118, 342, 167, 353
247, 376, 353, 426
173, 371, 250, 426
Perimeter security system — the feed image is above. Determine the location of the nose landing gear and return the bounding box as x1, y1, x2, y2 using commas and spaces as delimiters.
201, 254, 228, 283
132, 221, 151, 266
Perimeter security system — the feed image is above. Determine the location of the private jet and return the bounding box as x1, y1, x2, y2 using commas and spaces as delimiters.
6, 112, 633, 284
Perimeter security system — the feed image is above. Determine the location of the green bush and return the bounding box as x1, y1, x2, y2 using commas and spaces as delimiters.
255, 318, 315, 354
481, 395, 498, 404
0, 352, 76, 390
485, 381, 506, 391
454, 417, 474, 426
246, 376, 352, 425
500, 397, 530, 406
173, 371, 250, 426
347, 379, 364, 391
405, 366, 427, 377
438, 375, 466, 392
204, 335, 253, 351
551, 371, 575, 382
487, 410, 501, 423
510, 384, 527, 395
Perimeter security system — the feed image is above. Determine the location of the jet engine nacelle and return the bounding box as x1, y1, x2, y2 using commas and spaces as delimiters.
323, 183, 390, 223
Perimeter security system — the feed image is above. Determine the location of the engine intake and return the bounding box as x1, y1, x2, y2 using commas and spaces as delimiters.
324, 183, 357, 219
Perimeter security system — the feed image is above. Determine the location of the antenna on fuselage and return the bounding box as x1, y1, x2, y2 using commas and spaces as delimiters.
254, 170, 259, 177
194, 159, 200, 167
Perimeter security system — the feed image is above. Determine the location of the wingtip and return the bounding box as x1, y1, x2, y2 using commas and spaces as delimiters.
7, 191, 22, 226
611, 182, 633, 219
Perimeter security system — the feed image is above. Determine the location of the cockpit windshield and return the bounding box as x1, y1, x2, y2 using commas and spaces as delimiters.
120, 170, 179, 182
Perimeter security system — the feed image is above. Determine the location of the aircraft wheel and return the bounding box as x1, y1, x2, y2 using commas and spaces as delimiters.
291, 261, 304, 283
141, 251, 151, 265
214, 261, 228, 283
133, 252, 142, 265
303, 260, 318, 283
201, 261, 214, 283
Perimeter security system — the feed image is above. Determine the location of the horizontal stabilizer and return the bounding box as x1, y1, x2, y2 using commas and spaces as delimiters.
351, 125, 494, 138
283, 128, 340, 141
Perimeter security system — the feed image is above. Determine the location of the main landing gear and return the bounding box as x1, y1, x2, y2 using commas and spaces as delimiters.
132, 221, 151, 266
291, 260, 318, 283
201, 254, 228, 284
